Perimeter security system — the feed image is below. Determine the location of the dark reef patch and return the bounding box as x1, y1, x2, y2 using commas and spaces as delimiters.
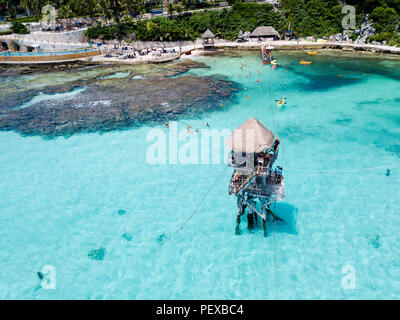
88, 247, 106, 260
357, 98, 382, 107
281, 52, 400, 85
278, 124, 333, 143
334, 118, 352, 125
285, 69, 363, 92
151, 59, 210, 78
0, 60, 239, 137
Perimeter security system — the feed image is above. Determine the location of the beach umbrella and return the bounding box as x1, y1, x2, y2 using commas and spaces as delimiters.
225, 118, 275, 154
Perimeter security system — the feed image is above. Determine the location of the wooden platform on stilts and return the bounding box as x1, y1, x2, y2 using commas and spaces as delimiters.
225, 118, 285, 237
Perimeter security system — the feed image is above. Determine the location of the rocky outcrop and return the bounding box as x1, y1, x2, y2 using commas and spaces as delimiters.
0, 60, 239, 137
328, 15, 377, 45
354, 15, 376, 45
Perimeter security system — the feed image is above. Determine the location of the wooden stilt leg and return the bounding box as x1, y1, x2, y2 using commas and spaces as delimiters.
261, 199, 268, 237
247, 209, 254, 230
262, 218, 267, 237
235, 215, 241, 235
235, 196, 243, 235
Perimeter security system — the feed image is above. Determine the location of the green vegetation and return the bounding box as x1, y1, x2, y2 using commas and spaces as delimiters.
10, 21, 29, 33
346, 0, 400, 45
86, 3, 285, 41
280, 0, 343, 37
0, 1, 399, 45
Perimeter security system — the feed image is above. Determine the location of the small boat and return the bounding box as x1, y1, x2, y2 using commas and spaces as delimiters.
307, 51, 318, 55
300, 60, 312, 65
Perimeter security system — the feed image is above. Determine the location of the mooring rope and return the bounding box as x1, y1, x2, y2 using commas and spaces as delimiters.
273, 219, 278, 299
285, 162, 400, 175
266, 56, 280, 299
176, 165, 228, 233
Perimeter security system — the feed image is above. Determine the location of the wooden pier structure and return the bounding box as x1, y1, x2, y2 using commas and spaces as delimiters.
225, 118, 285, 236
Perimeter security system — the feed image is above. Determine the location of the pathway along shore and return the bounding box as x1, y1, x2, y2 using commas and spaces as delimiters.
1, 39, 400, 66
91, 40, 400, 65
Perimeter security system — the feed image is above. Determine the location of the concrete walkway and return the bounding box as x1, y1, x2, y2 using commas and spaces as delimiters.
212, 39, 400, 55
2, 38, 400, 65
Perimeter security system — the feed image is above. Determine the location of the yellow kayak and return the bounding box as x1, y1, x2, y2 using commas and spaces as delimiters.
307, 51, 318, 55
300, 60, 312, 65
277, 99, 285, 107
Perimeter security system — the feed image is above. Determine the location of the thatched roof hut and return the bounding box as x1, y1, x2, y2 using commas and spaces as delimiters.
202, 29, 215, 39
250, 26, 280, 39
225, 118, 275, 154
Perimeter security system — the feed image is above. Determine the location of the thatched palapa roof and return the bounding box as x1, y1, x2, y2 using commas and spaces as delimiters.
251, 26, 280, 37
225, 118, 275, 154
202, 29, 215, 39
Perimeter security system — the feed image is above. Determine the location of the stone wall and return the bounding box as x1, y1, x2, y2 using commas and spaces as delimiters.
24, 29, 87, 43
0, 29, 90, 52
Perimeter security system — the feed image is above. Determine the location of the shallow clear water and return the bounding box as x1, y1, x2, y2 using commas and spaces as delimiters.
0, 51, 399, 299
12, 87, 87, 110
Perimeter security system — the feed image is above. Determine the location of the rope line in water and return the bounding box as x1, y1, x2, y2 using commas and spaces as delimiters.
273, 219, 278, 299
285, 163, 400, 175
267, 57, 280, 299
177, 165, 228, 233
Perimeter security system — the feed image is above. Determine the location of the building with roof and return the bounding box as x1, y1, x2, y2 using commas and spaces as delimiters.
250, 26, 280, 41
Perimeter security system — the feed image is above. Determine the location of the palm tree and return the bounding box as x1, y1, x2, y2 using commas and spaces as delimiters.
20, 0, 32, 16
58, 3, 73, 28
31, 0, 44, 21
98, 0, 113, 23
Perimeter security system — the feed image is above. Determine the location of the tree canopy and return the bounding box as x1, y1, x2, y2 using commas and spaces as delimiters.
1, 1, 399, 45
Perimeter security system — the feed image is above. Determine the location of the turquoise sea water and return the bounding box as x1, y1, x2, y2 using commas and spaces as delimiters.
0, 51, 399, 299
